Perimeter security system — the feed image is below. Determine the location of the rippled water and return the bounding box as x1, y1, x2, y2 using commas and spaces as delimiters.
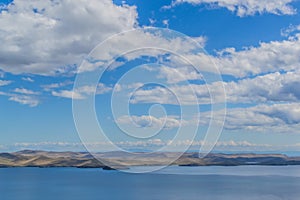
1, 166, 300, 200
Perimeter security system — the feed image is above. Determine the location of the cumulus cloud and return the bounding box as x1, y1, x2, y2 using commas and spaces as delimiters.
130, 84, 207, 105
80, 28, 207, 74
117, 115, 185, 129
129, 70, 300, 105
224, 71, 300, 103
129, 81, 300, 133
144, 28, 300, 81
199, 103, 300, 133
169, 0, 297, 17
165, 33, 300, 79
215, 36, 300, 77
0, 0, 298, 84
0, 0, 138, 75
0, 0, 211, 78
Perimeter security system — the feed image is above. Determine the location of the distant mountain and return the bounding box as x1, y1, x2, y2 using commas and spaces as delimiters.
1, 150, 300, 169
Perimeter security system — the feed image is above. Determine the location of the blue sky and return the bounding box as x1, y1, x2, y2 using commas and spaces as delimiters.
1, 0, 300, 152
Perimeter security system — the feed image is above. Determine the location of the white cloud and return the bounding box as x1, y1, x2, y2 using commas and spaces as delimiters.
129, 80, 300, 133
130, 70, 300, 105
215, 36, 300, 77
14, 88, 40, 95
129, 86, 178, 105
0, 0, 138, 75
21, 77, 34, 82
0, 0, 209, 77
8, 94, 40, 107
42, 80, 73, 91
52, 90, 84, 100
52, 83, 112, 99
165, 32, 300, 79
0, 87, 40, 106
162, 19, 169, 28
129, 82, 223, 105
170, 0, 297, 17
200, 103, 300, 133
2, 140, 300, 152
224, 71, 300, 103
0, 80, 11, 86
81, 29, 207, 73
117, 115, 186, 129
3, 141, 86, 152
0, 0, 298, 84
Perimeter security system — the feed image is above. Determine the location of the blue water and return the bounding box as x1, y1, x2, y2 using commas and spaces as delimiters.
1, 166, 300, 200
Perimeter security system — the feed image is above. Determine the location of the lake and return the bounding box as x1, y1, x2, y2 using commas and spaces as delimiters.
1, 166, 300, 200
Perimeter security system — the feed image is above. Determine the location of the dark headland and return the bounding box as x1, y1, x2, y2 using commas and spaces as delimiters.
1, 150, 300, 169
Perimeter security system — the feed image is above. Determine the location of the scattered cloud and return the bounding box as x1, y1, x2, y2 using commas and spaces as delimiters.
169, 0, 297, 17
52, 83, 112, 99
52, 90, 84, 100
115, 99, 300, 134
14, 88, 40, 95
199, 103, 300, 133
0, 0, 138, 75
8, 94, 40, 107
164, 31, 300, 78
80, 29, 207, 73
0, 87, 40, 107
162, 19, 169, 28
215, 35, 300, 77
117, 115, 186, 129
42, 81, 73, 91
224, 71, 300, 103
0, 71, 4, 78
127, 28, 300, 80
130, 84, 203, 105
0, 80, 11, 86
0, 0, 209, 76
282, 24, 300, 38
21, 77, 34, 82
130, 70, 300, 105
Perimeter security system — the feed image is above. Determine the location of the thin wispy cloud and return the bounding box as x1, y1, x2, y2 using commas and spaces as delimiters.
167, 0, 297, 17
0, 80, 11, 86
2, 140, 300, 152
21, 77, 34, 83
8, 95, 40, 107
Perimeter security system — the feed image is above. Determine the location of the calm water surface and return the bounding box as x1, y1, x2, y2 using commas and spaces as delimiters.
1, 166, 300, 200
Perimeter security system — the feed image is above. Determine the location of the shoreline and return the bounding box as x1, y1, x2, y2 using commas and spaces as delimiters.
1, 150, 300, 169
